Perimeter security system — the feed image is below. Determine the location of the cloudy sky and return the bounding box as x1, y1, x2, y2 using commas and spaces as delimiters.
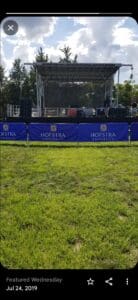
1, 16, 138, 83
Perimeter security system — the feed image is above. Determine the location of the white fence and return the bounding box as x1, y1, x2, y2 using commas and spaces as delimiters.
6, 104, 137, 118
7, 104, 20, 117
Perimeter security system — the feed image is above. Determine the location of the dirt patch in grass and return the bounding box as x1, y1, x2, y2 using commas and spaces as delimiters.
118, 214, 127, 221
128, 248, 138, 268
73, 240, 82, 252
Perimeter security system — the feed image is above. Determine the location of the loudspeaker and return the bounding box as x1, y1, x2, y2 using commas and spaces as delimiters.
108, 108, 116, 117
20, 98, 32, 118
109, 108, 128, 118
96, 108, 105, 116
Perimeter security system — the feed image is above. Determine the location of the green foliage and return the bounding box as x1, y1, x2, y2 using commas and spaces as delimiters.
132, 84, 138, 103
0, 48, 49, 109
0, 65, 5, 86
59, 45, 78, 64
10, 59, 27, 85
4, 81, 20, 105
0, 141, 138, 269
35, 47, 49, 62
115, 80, 138, 106
1, 59, 28, 105
0, 65, 7, 116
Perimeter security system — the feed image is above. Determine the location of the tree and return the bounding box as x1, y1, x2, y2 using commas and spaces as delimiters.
0, 65, 7, 116
59, 45, 78, 64
10, 59, 27, 85
0, 65, 5, 87
8, 59, 28, 104
35, 47, 49, 62
73, 54, 78, 64
115, 80, 133, 106
0, 47, 50, 115
132, 84, 138, 103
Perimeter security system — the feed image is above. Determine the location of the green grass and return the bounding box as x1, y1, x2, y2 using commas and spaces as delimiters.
0, 141, 138, 269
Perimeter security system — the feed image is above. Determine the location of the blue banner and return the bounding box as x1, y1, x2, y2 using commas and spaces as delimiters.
0, 122, 27, 140
29, 123, 78, 141
0, 122, 130, 142
131, 123, 138, 141
78, 123, 128, 141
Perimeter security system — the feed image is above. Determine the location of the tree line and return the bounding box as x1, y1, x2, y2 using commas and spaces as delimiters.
0, 46, 138, 116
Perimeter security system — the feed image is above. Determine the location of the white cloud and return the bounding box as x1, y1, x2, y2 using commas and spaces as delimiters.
67, 17, 138, 82
13, 44, 36, 63
39, 46, 61, 62
61, 17, 126, 62
58, 28, 93, 57
1, 16, 57, 44
21, 17, 57, 42
113, 27, 138, 46
0, 46, 13, 76
1, 17, 58, 74
114, 18, 128, 29
1, 16, 138, 83
42, 28, 93, 62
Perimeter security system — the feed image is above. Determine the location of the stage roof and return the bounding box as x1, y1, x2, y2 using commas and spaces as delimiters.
36, 63, 122, 83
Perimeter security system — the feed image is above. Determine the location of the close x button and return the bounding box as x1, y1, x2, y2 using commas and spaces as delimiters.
3, 20, 18, 35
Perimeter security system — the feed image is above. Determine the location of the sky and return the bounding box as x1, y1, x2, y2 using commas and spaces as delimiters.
1, 16, 138, 83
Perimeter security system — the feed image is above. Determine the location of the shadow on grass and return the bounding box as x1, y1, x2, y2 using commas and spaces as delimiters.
1, 142, 138, 148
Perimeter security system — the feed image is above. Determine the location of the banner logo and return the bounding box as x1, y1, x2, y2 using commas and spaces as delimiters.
100, 124, 107, 132
50, 125, 57, 132
3, 124, 9, 131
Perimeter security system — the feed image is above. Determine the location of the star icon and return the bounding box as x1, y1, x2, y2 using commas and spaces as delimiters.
87, 278, 95, 285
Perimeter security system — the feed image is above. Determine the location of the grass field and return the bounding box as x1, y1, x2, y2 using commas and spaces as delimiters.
0, 141, 138, 269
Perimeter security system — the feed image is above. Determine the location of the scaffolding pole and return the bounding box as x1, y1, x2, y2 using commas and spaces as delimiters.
116, 68, 120, 107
